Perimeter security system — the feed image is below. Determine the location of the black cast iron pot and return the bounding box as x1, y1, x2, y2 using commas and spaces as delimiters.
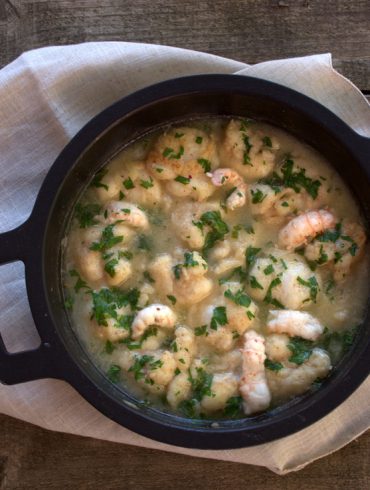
1, 75, 370, 449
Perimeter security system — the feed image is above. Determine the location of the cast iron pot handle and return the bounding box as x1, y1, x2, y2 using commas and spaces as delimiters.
0, 220, 56, 384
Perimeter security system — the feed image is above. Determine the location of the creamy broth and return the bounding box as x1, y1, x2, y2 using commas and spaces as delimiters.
63, 118, 369, 418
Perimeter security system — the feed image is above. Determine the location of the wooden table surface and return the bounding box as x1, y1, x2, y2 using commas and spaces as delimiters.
0, 1, 369, 488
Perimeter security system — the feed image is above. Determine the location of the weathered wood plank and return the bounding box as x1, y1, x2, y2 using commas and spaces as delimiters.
0, 414, 369, 489
0, 0, 369, 90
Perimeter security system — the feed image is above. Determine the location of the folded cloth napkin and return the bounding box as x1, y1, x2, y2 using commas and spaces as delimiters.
0, 43, 369, 474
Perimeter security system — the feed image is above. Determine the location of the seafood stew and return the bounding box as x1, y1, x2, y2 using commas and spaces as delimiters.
63, 118, 368, 419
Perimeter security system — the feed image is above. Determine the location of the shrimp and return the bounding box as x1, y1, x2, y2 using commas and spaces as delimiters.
173, 326, 196, 370
103, 201, 149, 229
247, 253, 321, 310
201, 373, 238, 413
239, 330, 271, 415
131, 304, 177, 339
267, 310, 324, 341
173, 251, 213, 305
304, 221, 366, 282
278, 209, 336, 250
167, 372, 192, 408
208, 168, 247, 210
266, 348, 331, 401
220, 120, 279, 181
265, 334, 291, 362
333, 222, 366, 282
146, 127, 218, 180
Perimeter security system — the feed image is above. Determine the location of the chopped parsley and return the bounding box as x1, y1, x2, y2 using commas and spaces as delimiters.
223, 396, 243, 418
317, 223, 342, 243
174, 175, 190, 185
74, 203, 101, 228
107, 364, 121, 383
128, 355, 163, 384
105, 340, 115, 354
195, 136, 203, 144
91, 168, 108, 190
64, 295, 74, 310
197, 158, 211, 173
288, 337, 314, 365
250, 188, 266, 204
218, 266, 248, 285
249, 275, 263, 290
140, 177, 154, 189
316, 245, 329, 265
90, 287, 139, 326
175, 132, 184, 138
90, 224, 123, 252
198, 210, 229, 255
163, 146, 184, 160
297, 276, 319, 302
143, 271, 155, 283
183, 251, 200, 268
123, 177, 135, 190
263, 264, 274, 275
262, 136, 272, 148
194, 325, 208, 336
245, 246, 261, 268
172, 264, 182, 280
280, 157, 322, 199
264, 277, 282, 306
69, 269, 90, 293
210, 306, 228, 330
189, 367, 214, 400
166, 295, 177, 305
264, 358, 283, 371
224, 288, 251, 308
104, 257, 119, 277
242, 134, 252, 165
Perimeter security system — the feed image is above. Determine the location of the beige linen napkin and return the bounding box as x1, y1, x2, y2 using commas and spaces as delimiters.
0, 43, 369, 474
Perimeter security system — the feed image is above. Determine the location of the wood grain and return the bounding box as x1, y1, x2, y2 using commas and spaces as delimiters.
0, 0, 369, 91
0, 414, 369, 489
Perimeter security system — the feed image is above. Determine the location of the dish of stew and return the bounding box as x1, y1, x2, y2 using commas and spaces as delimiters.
63, 118, 368, 419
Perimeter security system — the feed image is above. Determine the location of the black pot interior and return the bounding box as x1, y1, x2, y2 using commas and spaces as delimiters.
42, 83, 370, 444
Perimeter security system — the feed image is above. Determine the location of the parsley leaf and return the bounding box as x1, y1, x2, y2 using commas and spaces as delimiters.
288, 337, 314, 365
224, 289, 251, 308
245, 246, 261, 268
69, 269, 90, 293
223, 396, 243, 418
74, 203, 101, 228
167, 295, 177, 305
104, 257, 119, 277
174, 175, 190, 185
197, 158, 211, 173
107, 364, 121, 383
90, 224, 123, 252
210, 306, 228, 330
262, 136, 272, 148
91, 168, 108, 190
264, 358, 283, 371
123, 177, 135, 190
140, 177, 154, 189
250, 188, 266, 204
194, 325, 208, 336
297, 276, 319, 302
163, 146, 184, 160
199, 210, 229, 255
183, 251, 200, 268
249, 276, 263, 290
